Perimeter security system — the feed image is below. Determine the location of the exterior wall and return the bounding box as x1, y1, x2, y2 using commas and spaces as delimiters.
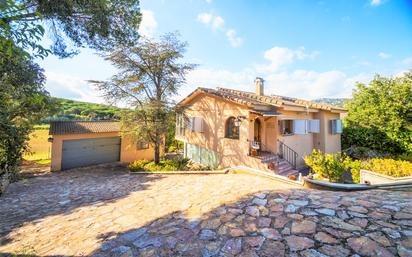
313, 111, 341, 154
120, 135, 156, 163
360, 169, 412, 185
179, 93, 343, 169
277, 110, 315, 167
51, 132, 155, 171
180, 93, 251, 168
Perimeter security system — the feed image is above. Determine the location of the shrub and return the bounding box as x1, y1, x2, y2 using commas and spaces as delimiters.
364, 159, 412, 178
128, 159, 150, 172
398, 153, 412, 162
128, 157, 192, 172
304, 149, 347, 183
343, 158, 362, 183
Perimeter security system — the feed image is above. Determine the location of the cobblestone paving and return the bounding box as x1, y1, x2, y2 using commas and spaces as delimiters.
0, 166, 411, 257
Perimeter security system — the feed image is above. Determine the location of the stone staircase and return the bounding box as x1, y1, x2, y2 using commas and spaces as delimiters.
259, 152, 299, 177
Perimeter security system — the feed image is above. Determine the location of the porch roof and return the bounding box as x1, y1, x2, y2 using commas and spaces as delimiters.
250, 110, 283, 117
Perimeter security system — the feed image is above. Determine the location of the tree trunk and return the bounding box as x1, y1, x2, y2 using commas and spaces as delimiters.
154, 142, 160, 164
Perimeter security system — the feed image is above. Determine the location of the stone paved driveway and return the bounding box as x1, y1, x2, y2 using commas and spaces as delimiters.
0, 166, 411, 257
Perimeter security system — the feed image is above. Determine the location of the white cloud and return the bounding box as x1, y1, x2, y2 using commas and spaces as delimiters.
45, 71, 106, 104
256, 46, 318, 72
139, 10, 157, 37
181, 44, 375, 101
370, 0, 382, 6
197, 12, 243, 48
197, 12, 225, 30
226, 29, 243, 48
205, 0, 212, 3
402, 56, 412, 65
378, 52, 391, 59
184, 67, 371, 100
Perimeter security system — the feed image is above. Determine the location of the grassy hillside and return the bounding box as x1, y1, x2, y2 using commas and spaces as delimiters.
43, 97, 122, 122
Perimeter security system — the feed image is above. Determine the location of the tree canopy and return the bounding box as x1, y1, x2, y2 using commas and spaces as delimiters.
0, 0, 142, 179
344, 71, 412, 154
92, 33, 196, 163
1, 0, 142, 58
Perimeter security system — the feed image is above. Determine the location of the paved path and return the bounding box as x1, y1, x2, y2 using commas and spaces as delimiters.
0, 166, 411, 257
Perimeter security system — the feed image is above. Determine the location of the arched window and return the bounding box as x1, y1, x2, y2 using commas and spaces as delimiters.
225, 117, 239, 139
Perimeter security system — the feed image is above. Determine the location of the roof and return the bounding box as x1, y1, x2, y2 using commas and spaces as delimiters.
178, 87, 346, 112
49, 121, 120, 135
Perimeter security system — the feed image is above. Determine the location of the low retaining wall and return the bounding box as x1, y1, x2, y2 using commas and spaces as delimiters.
360, 169, 412, 185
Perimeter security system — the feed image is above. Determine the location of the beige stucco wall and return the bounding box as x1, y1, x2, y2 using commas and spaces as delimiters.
181, 93, 251, 168
313, 111, 341, 154
277, 110, 315, 167
120, 135, 156, 163
51, 132, 155, 171
179, 93, 343, 169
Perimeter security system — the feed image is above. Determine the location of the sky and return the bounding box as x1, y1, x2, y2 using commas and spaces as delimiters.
38, 0, 412, 105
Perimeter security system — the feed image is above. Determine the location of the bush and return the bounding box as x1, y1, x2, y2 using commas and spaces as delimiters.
305, 149, 412, 183
364, 159, 412, 178
128, 157, 192, 172
343, 158, 362, 183
128, 159, 150, 172
143, 162, 170, 172
398, 153, 412, 162
342, 127, 404, 155
304, 149, 347, 183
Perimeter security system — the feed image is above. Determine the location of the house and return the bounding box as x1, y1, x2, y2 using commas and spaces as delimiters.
49, 121, 155, 171
176, 78, 346, 176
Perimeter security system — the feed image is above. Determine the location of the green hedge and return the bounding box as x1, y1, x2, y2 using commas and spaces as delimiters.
128, 158, 214, 172
304, 149, 412, 183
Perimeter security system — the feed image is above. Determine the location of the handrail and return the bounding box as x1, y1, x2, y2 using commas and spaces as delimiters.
277, 140, 298, 169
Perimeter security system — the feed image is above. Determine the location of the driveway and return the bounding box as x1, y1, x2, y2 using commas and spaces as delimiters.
0, 166, 411, 257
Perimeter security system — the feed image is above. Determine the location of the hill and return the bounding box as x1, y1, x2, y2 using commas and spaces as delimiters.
312, 98, 349, 108
42, 97, 122, 122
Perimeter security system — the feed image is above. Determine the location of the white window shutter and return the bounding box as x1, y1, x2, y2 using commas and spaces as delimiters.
188, 117, 195, 132
194, 117, 204, 132
293, 120, 307, 134
331, 119, 343, 134
308, 120, 320, 133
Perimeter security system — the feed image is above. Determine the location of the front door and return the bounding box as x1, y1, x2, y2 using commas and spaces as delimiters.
254, 118, 261, 142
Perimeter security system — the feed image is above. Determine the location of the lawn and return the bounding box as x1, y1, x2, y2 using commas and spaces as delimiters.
23, 127, 51, 164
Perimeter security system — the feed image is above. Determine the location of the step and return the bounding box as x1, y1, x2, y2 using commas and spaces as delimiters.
278, 169, 299, 177
261, 156, 280, 163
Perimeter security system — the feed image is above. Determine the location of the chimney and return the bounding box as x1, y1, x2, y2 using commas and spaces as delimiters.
255, 77, 264, 96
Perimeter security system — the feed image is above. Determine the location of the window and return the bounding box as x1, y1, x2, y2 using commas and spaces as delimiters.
308, 120, 320, 133
189, 117, 205, 133
137, 141, 149, 150
225, 117, 239, 139
331, 119, 343, 134
176, 114, 186, 137
280, 120, 294, 135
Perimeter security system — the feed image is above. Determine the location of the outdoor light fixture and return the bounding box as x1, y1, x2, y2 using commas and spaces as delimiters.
234, 115, 246, 127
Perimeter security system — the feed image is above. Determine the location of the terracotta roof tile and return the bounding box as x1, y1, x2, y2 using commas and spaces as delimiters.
49, 121, 120, 135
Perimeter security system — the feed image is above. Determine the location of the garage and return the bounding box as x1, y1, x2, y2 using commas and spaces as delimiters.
49, 120, 156, 171
61, 137, 121, 170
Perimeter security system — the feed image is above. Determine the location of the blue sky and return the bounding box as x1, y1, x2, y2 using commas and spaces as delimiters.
38, 0, 412, 104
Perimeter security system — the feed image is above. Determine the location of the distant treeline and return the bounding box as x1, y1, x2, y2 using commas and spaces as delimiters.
41, 97, 122, 122
312, 98, 349, 108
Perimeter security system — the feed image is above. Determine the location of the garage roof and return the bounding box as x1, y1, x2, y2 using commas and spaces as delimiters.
49, 121, 120, 135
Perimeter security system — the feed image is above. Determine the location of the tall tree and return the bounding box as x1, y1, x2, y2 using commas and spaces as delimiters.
1, 0, 142, 58
344, 71, 412, 154
91, 34, 195, 163
0, 44, 52, 177
0, 0, 141, 179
